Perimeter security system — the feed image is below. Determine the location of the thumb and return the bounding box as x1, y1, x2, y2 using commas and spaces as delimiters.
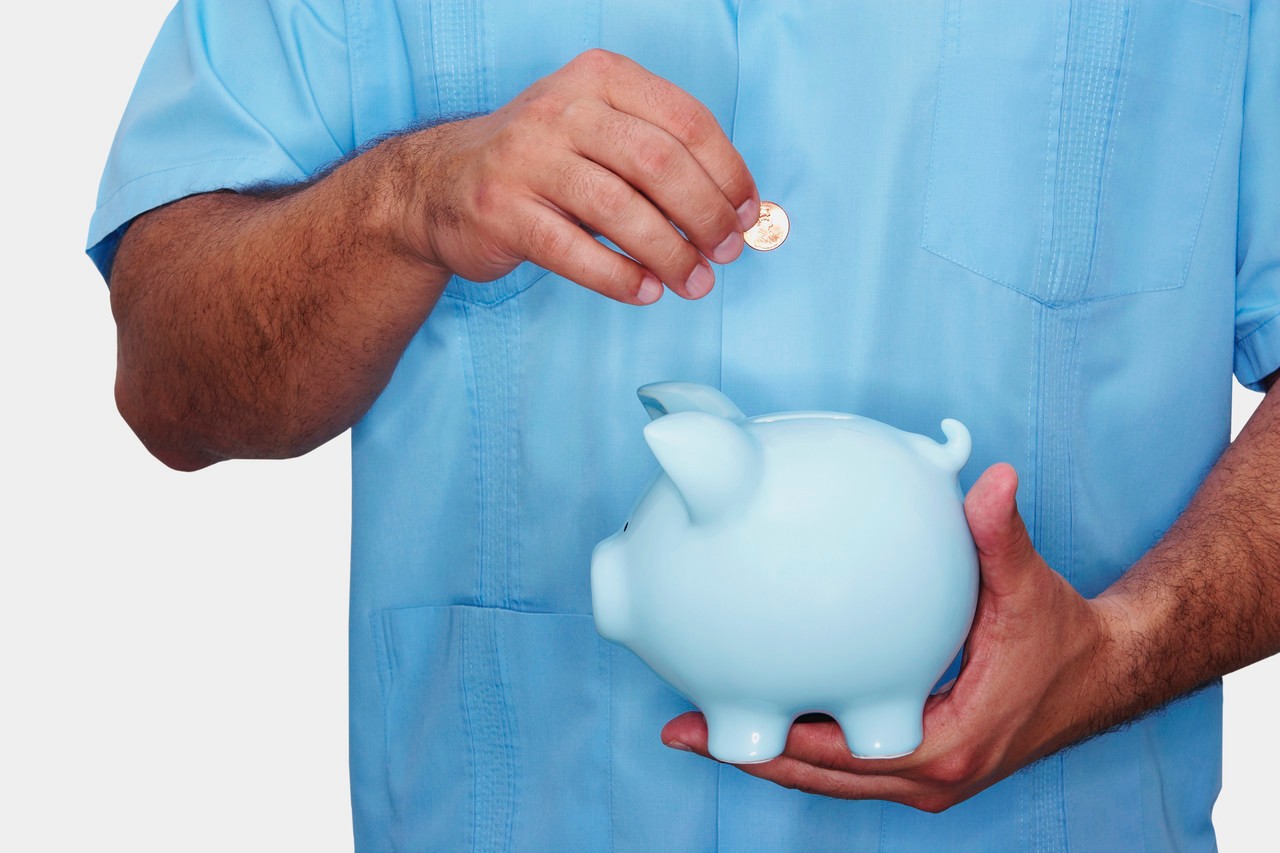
964, 463, 1040, 598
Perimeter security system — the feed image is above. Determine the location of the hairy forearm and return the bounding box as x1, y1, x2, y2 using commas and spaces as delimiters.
1094, 381, 1280, 723
110, 136, 451, 470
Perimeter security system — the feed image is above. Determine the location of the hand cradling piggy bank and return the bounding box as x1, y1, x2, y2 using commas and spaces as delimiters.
591, 382, 979, 764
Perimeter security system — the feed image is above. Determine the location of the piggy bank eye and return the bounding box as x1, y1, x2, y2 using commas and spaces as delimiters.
623, 522, 629, 532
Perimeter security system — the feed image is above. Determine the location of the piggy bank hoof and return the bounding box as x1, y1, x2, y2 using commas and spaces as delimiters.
703, 706, 792, 764
838, 700, 925, 759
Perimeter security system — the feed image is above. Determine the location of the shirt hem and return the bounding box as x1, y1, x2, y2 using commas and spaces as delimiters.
1234, 311, 1280, 391
85, 156, 301, 275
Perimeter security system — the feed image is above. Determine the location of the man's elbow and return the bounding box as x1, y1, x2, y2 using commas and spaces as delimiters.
148, 444, 219, 473
112, 371, 331, 469
114, 375, 220, 472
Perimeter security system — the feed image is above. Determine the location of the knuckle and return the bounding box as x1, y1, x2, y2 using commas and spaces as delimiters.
634, 226, 693, 279
592, 179, 633, 222
659, 238, 698, 276
688, 202, 737, 243
559, 96, 592, 128
555, 161, 603, 209
598, 108, 640, 151
719, 176, 754, 213
667, 98, 714, 147
570, 47, 619, 75
635, 137, 681, 183
542, 226, 576, 261
521, 216, 572, 261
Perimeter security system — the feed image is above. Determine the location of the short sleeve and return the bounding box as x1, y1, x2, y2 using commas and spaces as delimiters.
1235, 0, 1280, 390
86, 0, 353, 281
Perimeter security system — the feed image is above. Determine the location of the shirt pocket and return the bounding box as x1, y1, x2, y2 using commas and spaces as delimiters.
444, 266, 553, 307
370, 604, 611, 851
922, 0, 1242, 307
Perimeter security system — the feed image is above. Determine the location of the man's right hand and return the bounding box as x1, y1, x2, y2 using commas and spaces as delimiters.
110, 49, 753, 468
394, 49, 760, 305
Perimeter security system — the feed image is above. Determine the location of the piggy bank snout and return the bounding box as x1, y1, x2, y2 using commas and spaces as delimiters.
590, 537, 630, 644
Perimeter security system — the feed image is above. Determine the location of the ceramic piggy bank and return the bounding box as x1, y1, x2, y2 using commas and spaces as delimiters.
591, 382, 979, 764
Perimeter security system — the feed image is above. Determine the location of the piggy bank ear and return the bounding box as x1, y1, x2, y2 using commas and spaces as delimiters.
643, 411, 761, 523
637, 382, 745, 422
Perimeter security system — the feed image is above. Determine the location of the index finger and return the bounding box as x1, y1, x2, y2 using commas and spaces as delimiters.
571, 49, 760, 230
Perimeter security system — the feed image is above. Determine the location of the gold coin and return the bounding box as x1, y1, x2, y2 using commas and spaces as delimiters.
743, 201, 789, 251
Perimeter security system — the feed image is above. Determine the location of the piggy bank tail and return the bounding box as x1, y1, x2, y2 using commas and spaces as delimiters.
911, 419, 971, 476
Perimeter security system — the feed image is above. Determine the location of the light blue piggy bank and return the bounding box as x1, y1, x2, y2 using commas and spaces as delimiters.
591, 382, 979, 764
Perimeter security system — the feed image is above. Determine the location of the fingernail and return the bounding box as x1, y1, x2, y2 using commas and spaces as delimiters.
709, 231, 743, 265
637, 274, 663, 305
737, 199, 760, 231
664, 740, 692, 752
685, 262, 715, 298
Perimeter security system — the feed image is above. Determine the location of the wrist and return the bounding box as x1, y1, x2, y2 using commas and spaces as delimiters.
1082, 589, 1150, 724
375, 122, 467, 280
1091, 589, 1143, 653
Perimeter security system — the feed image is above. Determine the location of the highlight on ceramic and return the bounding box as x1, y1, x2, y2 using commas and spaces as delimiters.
591, 382, 979, 764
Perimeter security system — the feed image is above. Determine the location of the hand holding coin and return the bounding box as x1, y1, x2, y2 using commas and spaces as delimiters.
398, 49, 760, 306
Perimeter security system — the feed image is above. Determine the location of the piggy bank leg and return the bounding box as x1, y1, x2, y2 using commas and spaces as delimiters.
837, 698, 925, 759
702, 704, 792, 765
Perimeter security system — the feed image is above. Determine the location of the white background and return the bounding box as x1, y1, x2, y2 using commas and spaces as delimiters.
2, 2, 1275, 850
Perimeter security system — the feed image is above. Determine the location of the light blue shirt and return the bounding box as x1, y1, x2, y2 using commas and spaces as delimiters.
89, 1, 1280, 850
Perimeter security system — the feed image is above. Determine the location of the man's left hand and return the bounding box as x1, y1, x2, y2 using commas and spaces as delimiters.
660, 463, 1131, 813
